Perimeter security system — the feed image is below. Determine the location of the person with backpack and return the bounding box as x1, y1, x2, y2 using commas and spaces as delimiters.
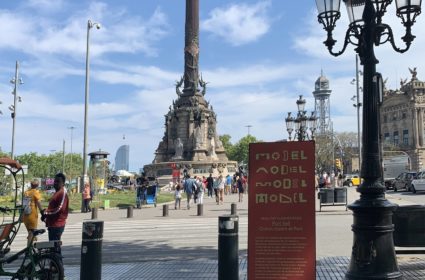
213, 176, 220, 204
193, 176, 199, 204
22, 179, 43, 245
183, 175, 195, 210
195, 176, 204, 204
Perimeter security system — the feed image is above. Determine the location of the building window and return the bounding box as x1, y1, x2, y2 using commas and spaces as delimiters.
384, 133, 390, 143
393, 131, 399, 145
383, 114, 388, 123
392, 113, 397, 121
402, 111, 407, 119
403, 130, 409, 145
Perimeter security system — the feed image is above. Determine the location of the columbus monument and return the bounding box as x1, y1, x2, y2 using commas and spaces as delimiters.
143, 0, 237, 182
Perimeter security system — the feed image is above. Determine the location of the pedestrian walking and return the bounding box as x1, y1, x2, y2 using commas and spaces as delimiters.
213, 177, 219, 204
242, 175, 248, 192
174, 183, 182, 210
183, 175, 195, 210
82, 182, 91, 213
217, 175, 225, 204
225, 174, 232, 195
41, 173, 69, 257
237, 176, 244, 203
22, 180, 43, 245
232, 174, 238, 193
206, 173, 214, 198
196, 176, 204, 204
319, 174, 326, 188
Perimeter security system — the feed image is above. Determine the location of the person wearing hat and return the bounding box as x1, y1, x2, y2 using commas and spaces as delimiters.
22, 179, 43, 244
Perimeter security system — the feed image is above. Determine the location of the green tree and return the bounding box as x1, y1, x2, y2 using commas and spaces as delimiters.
315, 132, 359, 174
228, 135, 260, 164
14, 152, 83, 181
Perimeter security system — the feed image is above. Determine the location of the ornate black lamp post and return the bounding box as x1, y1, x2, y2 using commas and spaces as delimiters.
285, 95, 317, 141
315, 0, 422, 279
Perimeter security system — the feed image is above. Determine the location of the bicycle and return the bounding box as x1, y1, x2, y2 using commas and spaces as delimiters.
0, 206, 64, 280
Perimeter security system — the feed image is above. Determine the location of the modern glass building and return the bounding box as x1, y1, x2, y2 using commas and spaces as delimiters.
115, 145, 129, 171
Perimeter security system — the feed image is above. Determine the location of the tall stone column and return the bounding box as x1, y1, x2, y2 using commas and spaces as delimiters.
183, 0, 199, 96
414, 108, 419, 148
418, 108, 424, 147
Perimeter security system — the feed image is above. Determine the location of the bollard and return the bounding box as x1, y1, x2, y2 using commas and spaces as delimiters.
197, 203, 203, 216
163, 204, 169, 216
80, 220, 103, 280
91, 207, 98, 219
231, 203, 237, 215
218, 215, 239, 280
127, 206, 133, 218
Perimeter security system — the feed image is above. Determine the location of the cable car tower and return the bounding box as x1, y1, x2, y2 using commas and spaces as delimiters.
313, 70, 332, 135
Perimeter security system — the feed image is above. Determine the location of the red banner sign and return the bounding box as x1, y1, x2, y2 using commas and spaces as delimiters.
248, 141, 316, 280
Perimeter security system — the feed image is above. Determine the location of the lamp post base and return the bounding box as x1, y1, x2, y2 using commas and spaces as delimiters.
346, 186, 402, 280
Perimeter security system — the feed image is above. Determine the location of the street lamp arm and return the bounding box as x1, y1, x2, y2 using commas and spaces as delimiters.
324, 23, 360, 57
375, 23, 413, 53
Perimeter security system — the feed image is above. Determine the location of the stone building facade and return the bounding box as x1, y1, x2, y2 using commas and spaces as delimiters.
380, 68, 425, 171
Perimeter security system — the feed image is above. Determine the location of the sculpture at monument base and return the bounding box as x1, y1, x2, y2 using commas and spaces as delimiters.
209, 137, 218, 160
172, 138, 184, 160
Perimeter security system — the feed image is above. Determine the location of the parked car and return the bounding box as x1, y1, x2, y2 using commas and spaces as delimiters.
393, 171, 417, 192
410, 171, 425, 193
384, 178, 396, 190
343, 174, 361, 187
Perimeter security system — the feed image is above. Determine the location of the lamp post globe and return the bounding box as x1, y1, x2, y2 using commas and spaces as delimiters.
315, 0, 422, 279
285, 95, 317, 142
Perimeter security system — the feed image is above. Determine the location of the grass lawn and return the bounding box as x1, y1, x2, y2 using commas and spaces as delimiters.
66, 190, 175, 212
1, 190, 175, 213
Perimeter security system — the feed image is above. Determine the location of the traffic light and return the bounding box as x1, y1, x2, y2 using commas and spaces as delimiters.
335, 159, 342, 170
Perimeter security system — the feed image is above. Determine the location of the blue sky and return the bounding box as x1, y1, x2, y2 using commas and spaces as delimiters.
0, 0, 423, 171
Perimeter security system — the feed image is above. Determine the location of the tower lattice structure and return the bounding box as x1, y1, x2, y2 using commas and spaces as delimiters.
313, 71, 332, 135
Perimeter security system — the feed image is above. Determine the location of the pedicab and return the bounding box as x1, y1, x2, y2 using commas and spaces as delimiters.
0, 158, 24, 256
0, 157, 65, 279
145, 180, 158, 207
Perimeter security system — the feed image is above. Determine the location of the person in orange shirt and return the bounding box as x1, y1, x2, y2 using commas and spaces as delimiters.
82, 182, 92, 213
22, 180, 43, 244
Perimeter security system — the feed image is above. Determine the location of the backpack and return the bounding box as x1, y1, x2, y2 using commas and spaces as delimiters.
192, 181, 199, 194
23, 195, 32, 215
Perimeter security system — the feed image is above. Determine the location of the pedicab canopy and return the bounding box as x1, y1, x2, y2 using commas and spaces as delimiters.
0, 158, 22, 170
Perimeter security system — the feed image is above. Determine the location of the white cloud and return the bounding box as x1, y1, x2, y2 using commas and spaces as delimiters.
201, 1, 271, 46
94, 65, 178, 89
22, 0, 66, 13
0, 3, 170, 60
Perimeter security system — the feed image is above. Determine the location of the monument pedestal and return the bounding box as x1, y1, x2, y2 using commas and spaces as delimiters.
192, 149, 207, 161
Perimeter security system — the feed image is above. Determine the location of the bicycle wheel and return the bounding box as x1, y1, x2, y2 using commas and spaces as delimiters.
31, 253, 64, 280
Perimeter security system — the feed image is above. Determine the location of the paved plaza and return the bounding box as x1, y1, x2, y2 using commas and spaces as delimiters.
1, 187, 424, 279
55, 256, 425, 280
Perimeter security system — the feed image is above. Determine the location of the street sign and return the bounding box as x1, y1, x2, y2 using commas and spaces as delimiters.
248, 141, 316, 280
